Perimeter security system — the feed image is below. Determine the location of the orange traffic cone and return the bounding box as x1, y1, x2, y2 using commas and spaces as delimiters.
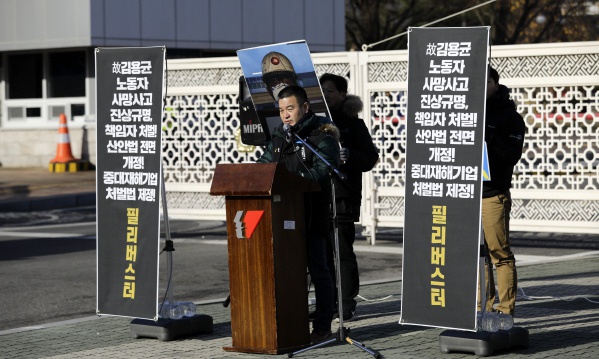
49, 114, 79, 172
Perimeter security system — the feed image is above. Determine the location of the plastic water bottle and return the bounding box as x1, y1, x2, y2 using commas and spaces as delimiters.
497, 312, 514, 330
158, 301, 183, 319
167, 303, 184, 319
476, 311, 483, 330
158, 301, 169, 318
481, 311, 500, 332
177, 301, 196, 317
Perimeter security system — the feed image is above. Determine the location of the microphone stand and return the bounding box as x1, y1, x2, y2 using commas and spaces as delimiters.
286, 131, 381, 359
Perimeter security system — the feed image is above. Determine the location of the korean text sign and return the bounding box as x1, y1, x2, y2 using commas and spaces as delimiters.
400, 27, 489, 331
95, 47, 165, 320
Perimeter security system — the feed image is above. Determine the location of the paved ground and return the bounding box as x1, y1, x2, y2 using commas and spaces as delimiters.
0, 167, 96, 211
1, 256, 598, 359
1, 167, 598, 358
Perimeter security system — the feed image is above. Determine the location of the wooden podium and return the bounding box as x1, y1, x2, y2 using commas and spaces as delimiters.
210, 163, 318, 354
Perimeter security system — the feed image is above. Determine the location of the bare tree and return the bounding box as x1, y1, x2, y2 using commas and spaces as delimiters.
347, 0, 598, 51
345, 0, 437, 50
490, 0, 597, 44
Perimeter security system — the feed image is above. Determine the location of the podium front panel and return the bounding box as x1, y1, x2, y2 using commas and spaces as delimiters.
224, 193, 309, 354
226, 196, 276, 351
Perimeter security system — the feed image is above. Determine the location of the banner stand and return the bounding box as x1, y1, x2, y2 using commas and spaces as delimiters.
129, 169, 214, 341
438, 226, 529, 356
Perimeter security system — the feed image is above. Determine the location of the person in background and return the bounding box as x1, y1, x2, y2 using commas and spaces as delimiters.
482, 66, 525, 317
257, 85, 340, 343
319, 73, 379, 322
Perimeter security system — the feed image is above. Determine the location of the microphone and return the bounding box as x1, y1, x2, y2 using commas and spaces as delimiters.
283, 123, 293, 143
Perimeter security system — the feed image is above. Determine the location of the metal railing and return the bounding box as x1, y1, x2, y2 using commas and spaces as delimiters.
162, 41, 599, 241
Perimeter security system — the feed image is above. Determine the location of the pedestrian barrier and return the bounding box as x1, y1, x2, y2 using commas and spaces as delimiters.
161, 41, 599, 237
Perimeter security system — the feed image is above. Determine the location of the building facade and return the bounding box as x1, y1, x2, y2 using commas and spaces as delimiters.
0, 0, 345, 167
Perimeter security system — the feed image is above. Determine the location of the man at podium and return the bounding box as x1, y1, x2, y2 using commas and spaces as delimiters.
257, 85, 341, 343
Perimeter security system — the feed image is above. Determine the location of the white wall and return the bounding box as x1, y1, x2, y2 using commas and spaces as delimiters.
0, 127, 96, 168
90, 0, 346, 51
0, 0, 346, 52
0, 0, 91, 51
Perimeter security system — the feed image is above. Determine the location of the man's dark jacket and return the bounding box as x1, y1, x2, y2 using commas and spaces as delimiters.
484, 84, 525, 198
258, 111, 340, 219
329, 95, 379, 221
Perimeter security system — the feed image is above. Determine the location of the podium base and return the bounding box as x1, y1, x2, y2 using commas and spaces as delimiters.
223, 343, 309, 355
130, 314, 213, 341
439, 326, 529, 357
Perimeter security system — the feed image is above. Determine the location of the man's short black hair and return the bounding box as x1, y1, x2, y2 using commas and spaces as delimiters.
489, 66, 500, 83
319, 73, 348, 93
277, 85, 308, 104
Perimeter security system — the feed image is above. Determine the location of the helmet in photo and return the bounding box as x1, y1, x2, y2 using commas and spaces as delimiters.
261, 51, 298, 84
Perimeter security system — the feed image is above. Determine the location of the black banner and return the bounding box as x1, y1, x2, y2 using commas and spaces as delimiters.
400, 27, 489, 330
96, 47, 165, 320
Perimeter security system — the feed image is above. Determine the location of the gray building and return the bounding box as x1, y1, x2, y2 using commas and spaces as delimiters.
0, 0, 345, 167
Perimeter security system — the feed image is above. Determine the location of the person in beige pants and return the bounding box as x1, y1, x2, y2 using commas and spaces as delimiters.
481, 66, 525, 316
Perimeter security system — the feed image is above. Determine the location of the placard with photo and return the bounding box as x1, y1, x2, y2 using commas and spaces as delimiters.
237, 40, 329, 123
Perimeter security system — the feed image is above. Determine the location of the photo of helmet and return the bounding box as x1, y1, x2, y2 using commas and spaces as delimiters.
261, 51, 299, 100
238, 41, 327, 113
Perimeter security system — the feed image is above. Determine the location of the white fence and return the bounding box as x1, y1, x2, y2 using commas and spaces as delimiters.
162, 41, 599, 241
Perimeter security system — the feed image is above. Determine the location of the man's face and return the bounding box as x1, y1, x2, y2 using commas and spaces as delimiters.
486, 75, 498, 99
278, 95, 308, 126
321, 80, 346, 111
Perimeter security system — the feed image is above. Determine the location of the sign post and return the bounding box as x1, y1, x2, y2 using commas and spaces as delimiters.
96, 47, 165, 320
400, 27, 490, 331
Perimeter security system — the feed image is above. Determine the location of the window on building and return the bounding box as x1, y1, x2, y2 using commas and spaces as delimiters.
48, 51, 86, 97
7, 54, 43, 99
2, 50, 89, 128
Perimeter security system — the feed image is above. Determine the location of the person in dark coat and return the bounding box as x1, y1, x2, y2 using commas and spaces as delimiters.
257, 85, 340, 343
319, 74, 379, 321
481, 66, 525, 317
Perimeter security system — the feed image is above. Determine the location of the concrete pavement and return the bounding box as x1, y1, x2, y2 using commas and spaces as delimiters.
0, 167, 96, 211
1, 167, 598, 358
1, 255, 598, 358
